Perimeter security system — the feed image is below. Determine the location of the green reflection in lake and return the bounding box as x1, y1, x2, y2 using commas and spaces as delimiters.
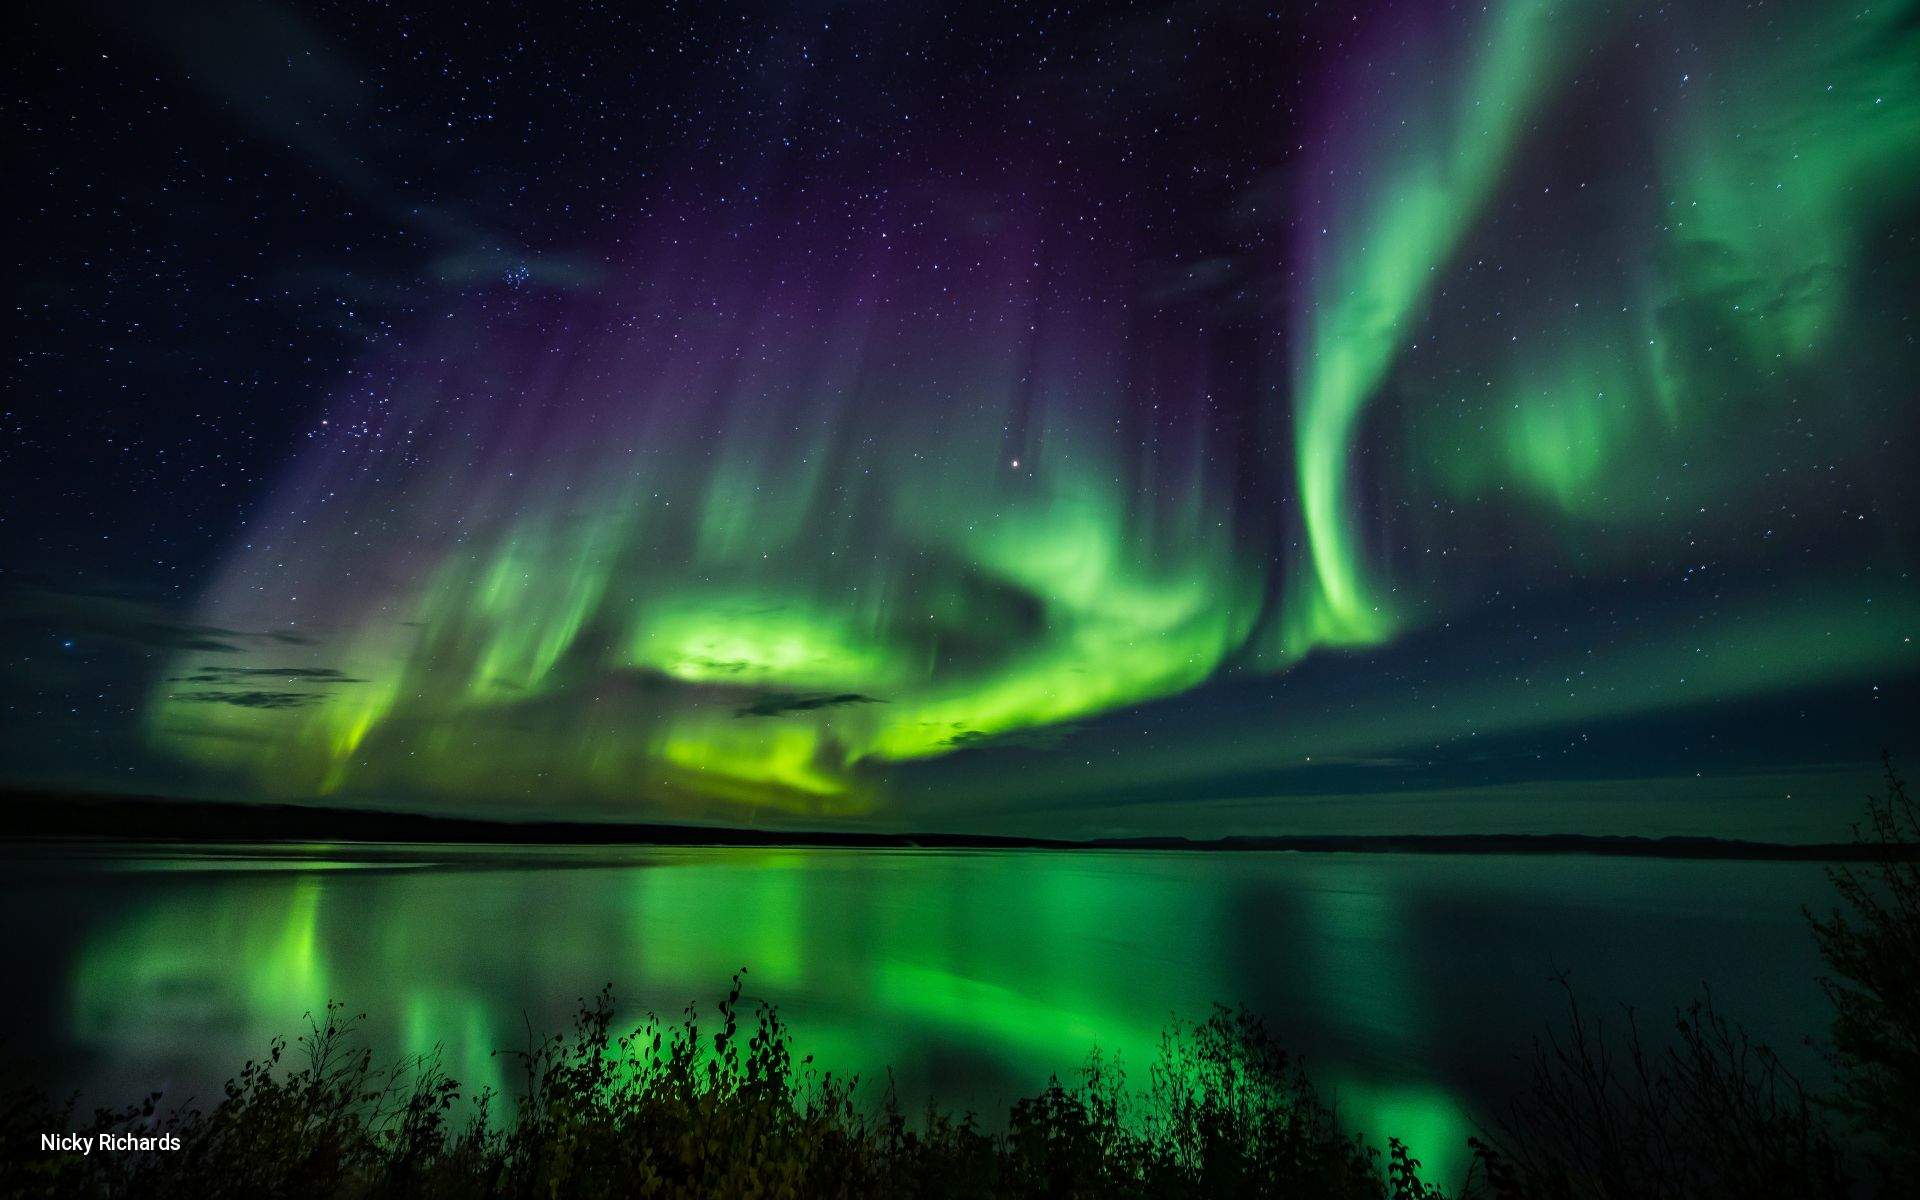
38, 847, 1835, 1190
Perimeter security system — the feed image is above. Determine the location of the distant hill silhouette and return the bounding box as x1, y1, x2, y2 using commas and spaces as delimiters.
2, 790, 1910, 861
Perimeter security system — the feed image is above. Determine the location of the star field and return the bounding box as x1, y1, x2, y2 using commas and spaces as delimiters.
4, 0, 1916, 837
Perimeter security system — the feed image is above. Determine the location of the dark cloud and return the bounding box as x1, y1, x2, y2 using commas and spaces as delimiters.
734, 693, 883, 719
166, 666, 366, 685
167, 690, 322, 710
944, 723, 1082, 750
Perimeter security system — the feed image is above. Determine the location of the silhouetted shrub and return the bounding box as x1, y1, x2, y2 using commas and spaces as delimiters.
2, 975, 1434, 1199
1807, 753, 1920, 1186
1465, 978, 1848, 1200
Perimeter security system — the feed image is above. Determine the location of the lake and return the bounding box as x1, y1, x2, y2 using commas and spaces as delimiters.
0, 844, 1838, 1188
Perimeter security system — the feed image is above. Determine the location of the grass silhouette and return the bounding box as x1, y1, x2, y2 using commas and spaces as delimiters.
2, 977, 1442, 1199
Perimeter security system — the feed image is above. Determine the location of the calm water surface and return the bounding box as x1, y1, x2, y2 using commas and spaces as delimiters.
0, 845, 1837, 1186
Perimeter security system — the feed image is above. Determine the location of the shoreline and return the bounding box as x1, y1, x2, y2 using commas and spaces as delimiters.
2, 792, 1906, 861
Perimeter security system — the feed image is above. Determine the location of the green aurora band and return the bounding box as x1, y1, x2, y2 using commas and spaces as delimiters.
1408, 0, 1920, 530
1282, 0, 1594, 655
146, 0, 1920, 820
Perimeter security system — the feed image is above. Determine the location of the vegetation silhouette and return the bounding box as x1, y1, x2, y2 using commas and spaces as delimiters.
3, 762, 1914, 1199
1807, 753, 1920, 1189
1465, 982, 1847, 1199
2, 979, 1442, 1200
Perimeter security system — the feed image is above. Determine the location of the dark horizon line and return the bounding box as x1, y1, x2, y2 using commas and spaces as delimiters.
1, 789, 1910, 862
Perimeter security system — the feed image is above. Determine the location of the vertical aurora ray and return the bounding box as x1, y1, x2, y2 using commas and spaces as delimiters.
1281, 0, 1596, 656
145, 199, 1267, 815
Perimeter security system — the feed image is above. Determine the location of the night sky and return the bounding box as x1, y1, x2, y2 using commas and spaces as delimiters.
5, 0, 1917, 837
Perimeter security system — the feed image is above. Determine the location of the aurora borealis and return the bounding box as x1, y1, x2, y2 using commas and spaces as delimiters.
6, 0, 1918, 834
